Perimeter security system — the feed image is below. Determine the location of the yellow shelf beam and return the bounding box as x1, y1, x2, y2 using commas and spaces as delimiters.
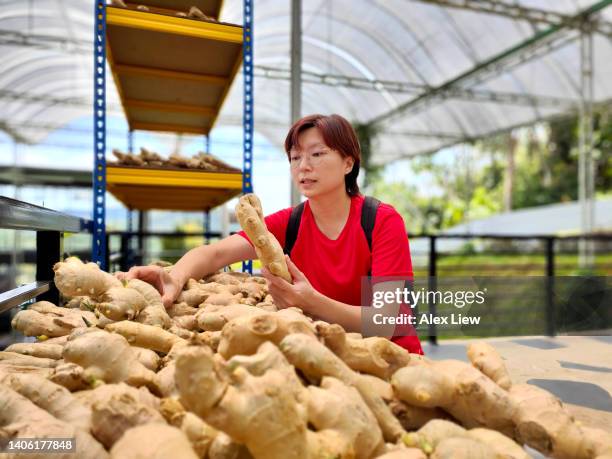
106, 166, 242, 211
107, 7, 243, 43
107, 167, 242, 189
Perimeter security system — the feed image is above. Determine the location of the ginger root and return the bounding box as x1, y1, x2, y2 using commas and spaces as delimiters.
0, 373, 92, 432
510, 383, 599, 459
160, 398, 218, 458
53, 257, 121, 299
5, 342, 63, 360
467, 341, 512, 390
235, 194, 291, 282
105, 320, 184, 353
175, 346, 308, 459
0, 384, 108, 459
218, 308, 315, 358
318, 322, 410, 380
110, 424, 198, 459
11, 301, 97, 337
54, 258, 171, 327
307, 376, 385, 458
62, 329, 160, 394
391, 359, 517, 437
196, 303, 266, 331
279, 333, 406, 442
89, 386, 165, 448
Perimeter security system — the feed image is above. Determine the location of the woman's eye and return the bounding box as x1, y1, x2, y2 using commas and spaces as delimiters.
313, 152, 323, 157
290, 156, 300, 162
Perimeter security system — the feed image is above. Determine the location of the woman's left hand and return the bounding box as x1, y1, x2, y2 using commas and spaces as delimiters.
261, 256, 316, 312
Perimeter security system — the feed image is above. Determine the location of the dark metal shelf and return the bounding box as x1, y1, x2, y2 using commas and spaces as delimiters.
1, 196, 93, 312
0, 281, 50, 315
0, 196, 92, 233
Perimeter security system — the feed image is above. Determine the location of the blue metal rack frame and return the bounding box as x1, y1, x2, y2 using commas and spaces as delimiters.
242, 0, 254, 274
94, 1, 253, 273
92, 0, 107, 269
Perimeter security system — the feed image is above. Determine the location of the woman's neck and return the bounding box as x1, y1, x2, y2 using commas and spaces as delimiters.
308, 188, 352, 226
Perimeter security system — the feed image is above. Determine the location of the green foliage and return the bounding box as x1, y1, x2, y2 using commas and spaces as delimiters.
480, 109, 611, 209
353, 122, 383, 190
160, 222, 203, 264
369, 107, 612, 233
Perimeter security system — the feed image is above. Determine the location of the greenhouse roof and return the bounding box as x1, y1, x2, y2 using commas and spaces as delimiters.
0, 0, 611, 165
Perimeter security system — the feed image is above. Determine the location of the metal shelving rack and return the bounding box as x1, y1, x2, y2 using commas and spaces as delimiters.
92, 0, 254, 270
0, 197, 92, 314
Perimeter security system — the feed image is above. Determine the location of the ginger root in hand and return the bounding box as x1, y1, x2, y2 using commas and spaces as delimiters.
235, 194, 291, 282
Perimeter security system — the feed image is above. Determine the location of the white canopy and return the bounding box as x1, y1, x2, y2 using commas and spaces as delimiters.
1, 0, 611, 164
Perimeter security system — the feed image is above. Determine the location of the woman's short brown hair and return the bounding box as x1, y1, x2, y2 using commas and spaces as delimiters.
284, 114, 361, 196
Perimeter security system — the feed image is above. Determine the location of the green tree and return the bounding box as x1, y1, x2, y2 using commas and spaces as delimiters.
353, 122, 383, 191
368, 107, 611, 233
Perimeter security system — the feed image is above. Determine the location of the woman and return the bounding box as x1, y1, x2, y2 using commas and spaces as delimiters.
122, 114, 422, 354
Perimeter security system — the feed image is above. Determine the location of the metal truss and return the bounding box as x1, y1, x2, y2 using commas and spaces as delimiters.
254, 65, 579, 109
413, 0, 612, 38
0, 32, 585, 113
0, 90, 122, 114
255, 65, 423, 92
0, 30, 91, 53
368, 0, 611, 128
374, 96, 611, 164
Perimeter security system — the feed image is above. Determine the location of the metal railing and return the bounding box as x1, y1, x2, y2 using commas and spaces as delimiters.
410, 233, 612, 343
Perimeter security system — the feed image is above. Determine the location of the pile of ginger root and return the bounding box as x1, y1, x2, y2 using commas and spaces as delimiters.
1, 260, 610, 459
111, 148, 241, 173
1, 195, 611, 458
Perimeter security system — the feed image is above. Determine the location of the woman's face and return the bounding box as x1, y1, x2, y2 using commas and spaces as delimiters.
289, 127, 354, 199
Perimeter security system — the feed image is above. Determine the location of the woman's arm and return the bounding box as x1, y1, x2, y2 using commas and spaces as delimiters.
123, 234, 256, 307
171, 234, 256, 287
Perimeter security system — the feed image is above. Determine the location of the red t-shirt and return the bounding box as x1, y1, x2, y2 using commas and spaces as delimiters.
238, 195, 423, 354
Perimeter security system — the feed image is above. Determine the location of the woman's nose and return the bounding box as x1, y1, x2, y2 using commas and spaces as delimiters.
298, 156, 313, 170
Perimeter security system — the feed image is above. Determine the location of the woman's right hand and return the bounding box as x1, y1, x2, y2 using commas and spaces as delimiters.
116, 265, 182, 308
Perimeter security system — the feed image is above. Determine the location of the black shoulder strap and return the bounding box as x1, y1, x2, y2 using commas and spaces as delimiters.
284, 197, 380, 256
284, 202, 305, 256
361, 196, 380, 252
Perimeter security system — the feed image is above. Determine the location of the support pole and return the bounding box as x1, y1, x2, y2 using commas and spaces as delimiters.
290, 0, 302, 207
242, 0, 254, 274
578, 24, 595, 270
36, 231, 61, 305
203, 210, 211, 244
92, 0, 107, 269
126, 208, 133, 267
428, 236, 438, 345
221, 204, 230, 238
128, 130, 133, 153
137, 210, 146, 265
545, 237, 556, 336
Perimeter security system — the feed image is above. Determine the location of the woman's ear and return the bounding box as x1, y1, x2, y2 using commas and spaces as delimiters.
345, 157, 355, 174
